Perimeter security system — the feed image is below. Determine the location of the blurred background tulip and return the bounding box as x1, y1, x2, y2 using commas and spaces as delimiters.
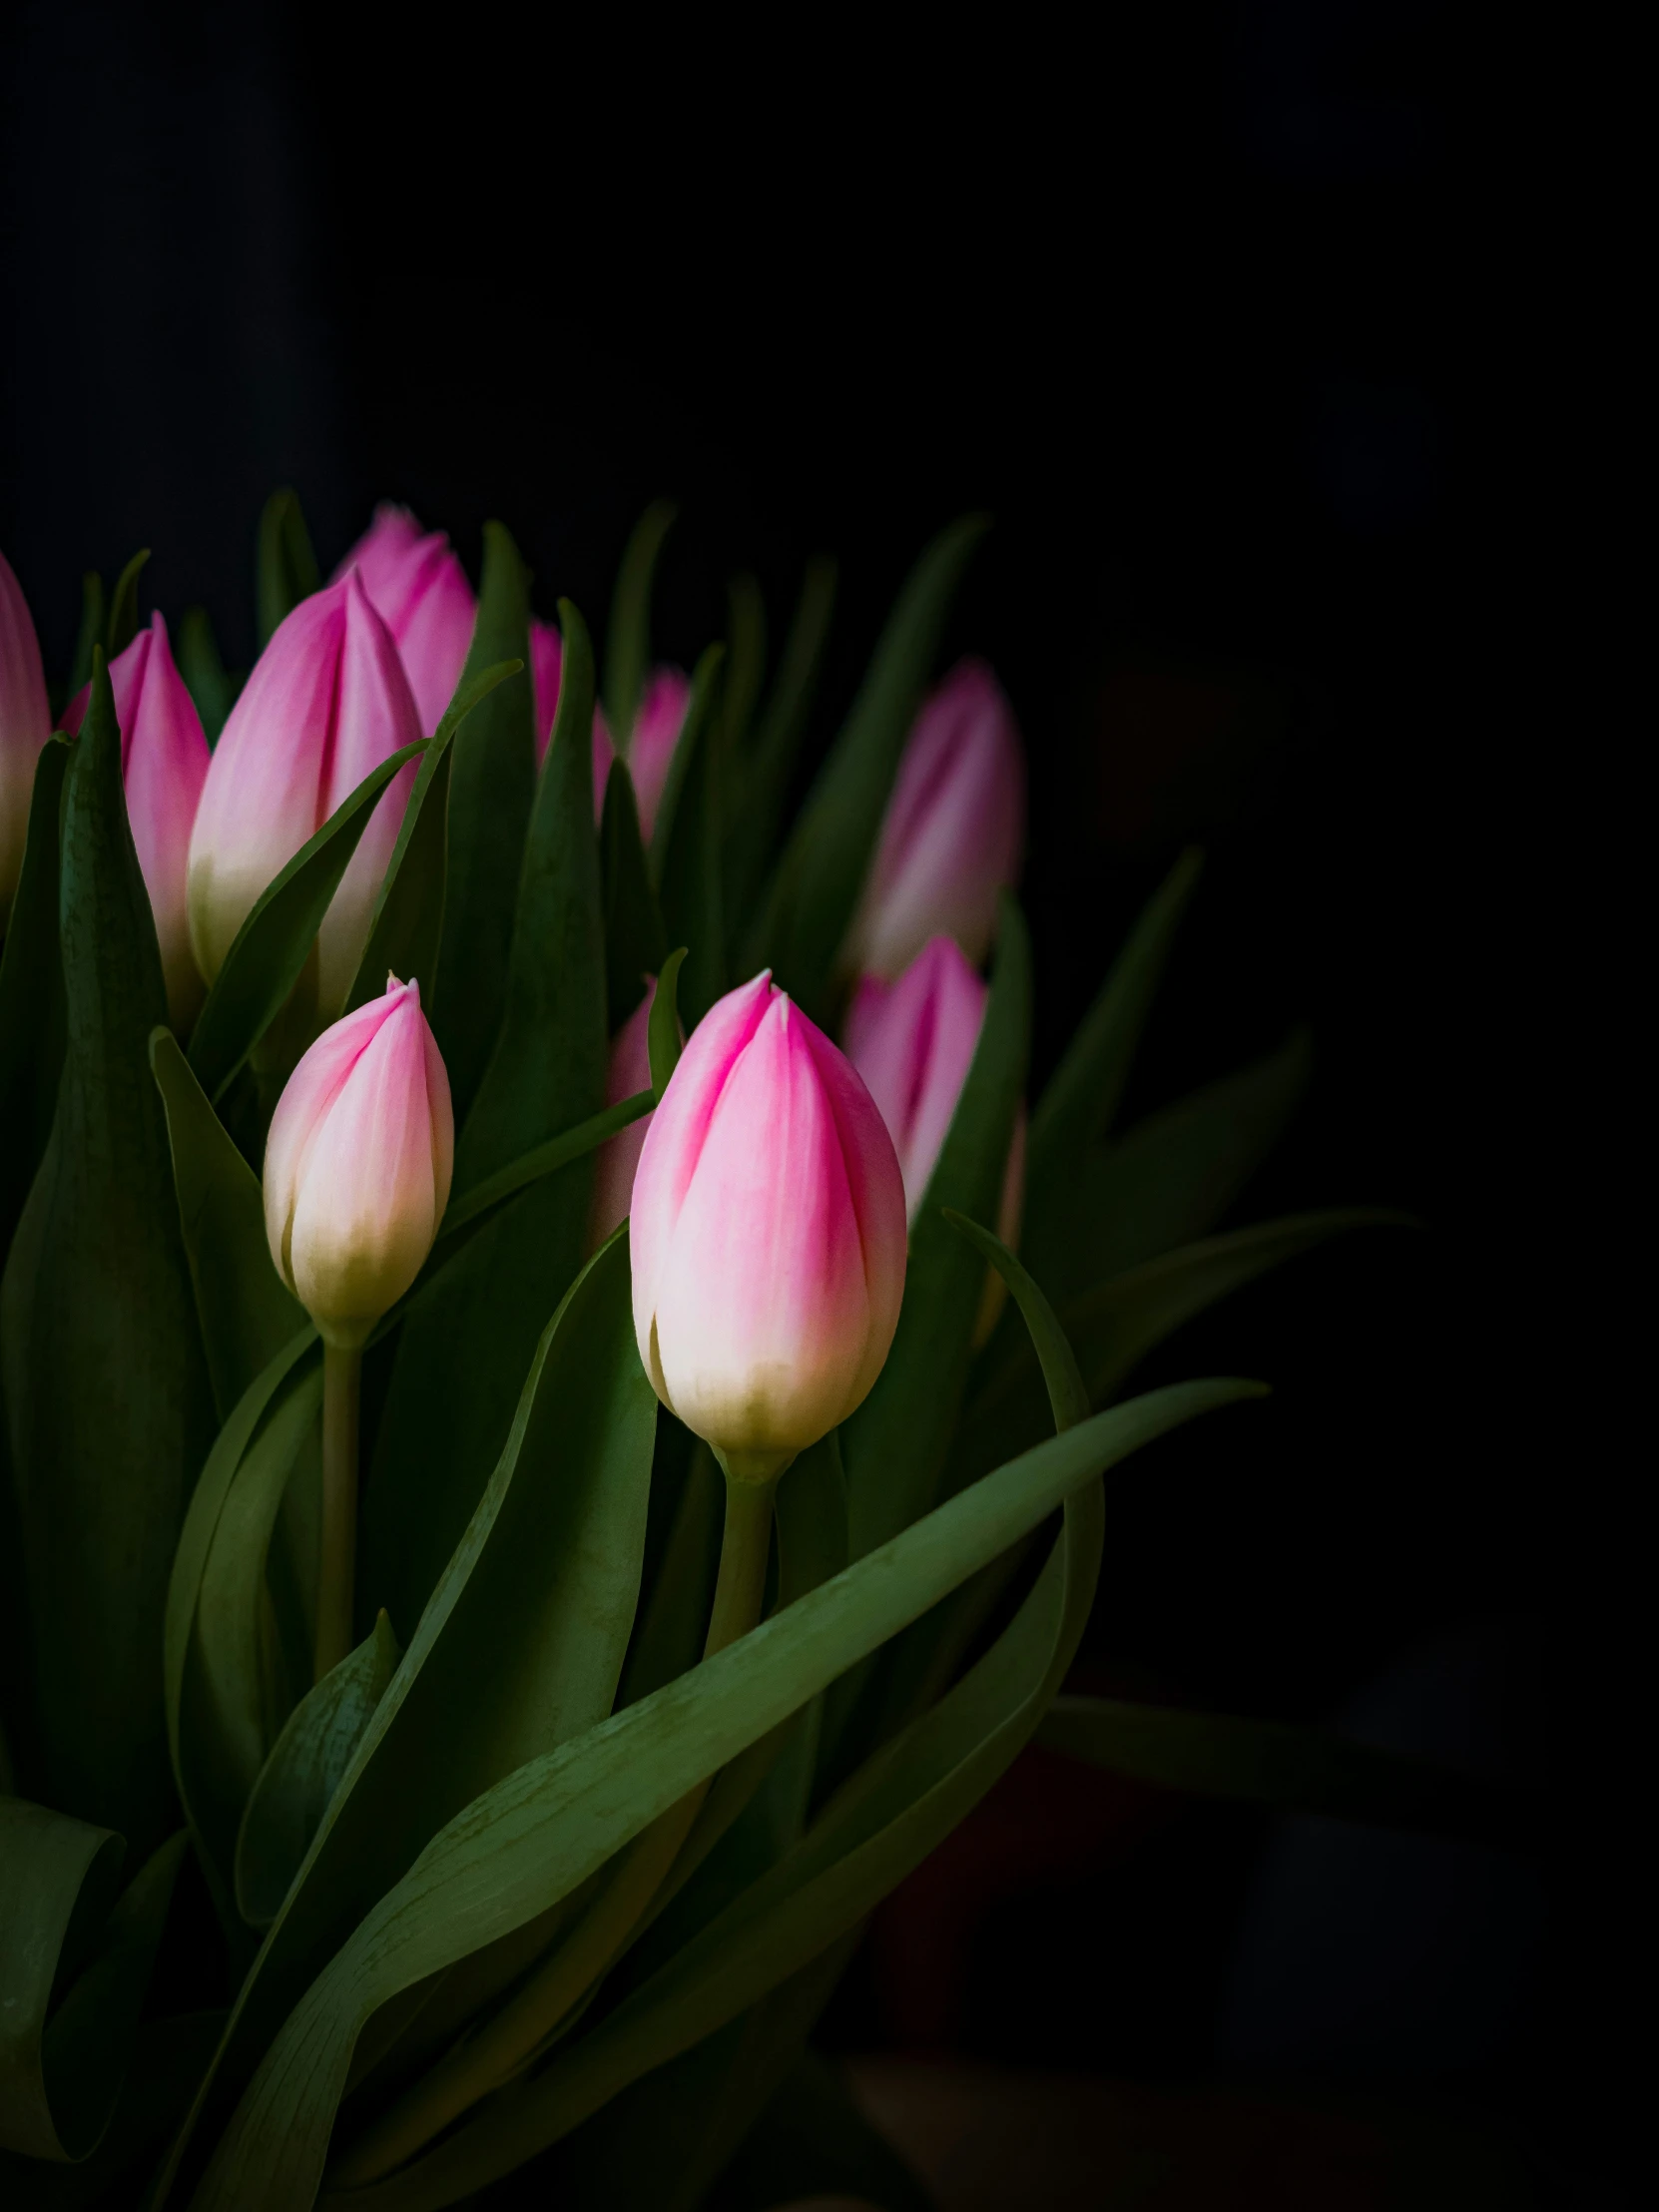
631, 970, 906, 1476
0, 546, 51, 922
60, 614, 210, 1030
587, 975, 660, 1251
264, 973, 452, 1349
845, 934, 1024, 1341
842, 659, 1024, 983
187, 569, 421, 1016
334, 502, 476, 736
628, 665, 690, 841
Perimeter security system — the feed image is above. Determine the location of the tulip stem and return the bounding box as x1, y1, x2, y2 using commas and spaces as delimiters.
326, 1464, 784, 2190
315, 1342, 361, 1682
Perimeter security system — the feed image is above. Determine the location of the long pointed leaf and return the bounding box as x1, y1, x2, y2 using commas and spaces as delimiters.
0, 738, 71, 1263
604, 501, 676, 753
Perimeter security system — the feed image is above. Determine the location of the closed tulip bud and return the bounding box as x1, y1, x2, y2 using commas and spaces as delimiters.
187, 570, 422, 1015
335, 504, 475, 736
530, 616, 614, 821
631, 971, 906, 1477
264, 975, 453, 1349
845, 935, 1025, 1341
587, 978, 661, 1252
60, 615, 210, 1029
629, 666, 690, 842
1, 546, 52, 920
843, 658, 1025, 982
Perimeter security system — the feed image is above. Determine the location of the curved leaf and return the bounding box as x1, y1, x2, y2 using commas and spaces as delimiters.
187, 741, 425, 1106
66, 574, 104, 700
726, 555, 836, 937
1036, 1695, 1529, 1846
648, 946, 688, 1101
748, 516, 986, 1019
428, 525, 533, 1128
0, 1808, 184, 2166
105, 548, 151, 659
600, 761, 667, 1034
182, 1379, 1255, 2211
364, 598, 606, 1637
177, 607, 238, 746
654, 645, 729, 1024
151, 1028, 305, 1422
603, 500, 677, 753
159, 1235, 657, 2207
237, 1614, 401, 1930
257, 490, 320, 650
343, 659, 522, 1016
0, 653, 214, 1860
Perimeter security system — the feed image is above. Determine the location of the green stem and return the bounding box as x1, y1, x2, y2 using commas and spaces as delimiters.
327, 1458, 787, 2189
315, 1342, 361, 1682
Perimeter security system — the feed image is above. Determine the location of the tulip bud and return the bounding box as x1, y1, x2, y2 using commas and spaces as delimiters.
629, 666, 690, 842
1, 546, 52, 921
60, 616, 210, 1030
631, 971, 907, 1476
843, 658, 1025, 983
187, 570, 422, 1015
587, 978, 660, 1252
335, 504, 476, 736
845, 935, 1025, 1341
530, 616, 615, 821
264, 974, 453, 1349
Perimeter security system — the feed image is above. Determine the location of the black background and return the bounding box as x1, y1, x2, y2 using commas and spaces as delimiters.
1, 0, 1616, 2199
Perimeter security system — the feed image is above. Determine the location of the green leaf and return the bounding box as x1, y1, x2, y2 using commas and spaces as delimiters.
1035, 1695, 1529, 1846
944, 1211, 1087, 1430
0, 1797, 125, 2159
187, 741, 424, 1105
0, 738, 71, 1264
0, 652, 215, 1861
256, 489, 320, 650
164, 1332, 316, 1936
952, 1210, 1408, 1496
649, 945, 688, 1101
617, 1439, 723, 1712
842, 896, 1030, 1561
604, 500, 677, 754
600, 761, 667, 1033
1028, 1025, 1311, 1313
1023, 844, 1203, 1271
655, 644, 730, 1024
150, 1027, 306, 1423
187, 1360, 324, 1908
748, 518, 986, 1020
66, 574, 104, 700
0, 2009, 224, 2210
364, 599, 606, 1638
719, 573, 767, 757
104, 547, 151, 659
181, 1378, 1253, 2211
159, 1236, 657, 2208
176, 606, 240, 745
429, 524, 532, 1128
236, 1613, 401, 1930
343, 659, 521, 1016
726, 556, 836, 938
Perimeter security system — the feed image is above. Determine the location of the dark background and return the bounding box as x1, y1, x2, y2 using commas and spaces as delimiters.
2, 1, 1613, 2201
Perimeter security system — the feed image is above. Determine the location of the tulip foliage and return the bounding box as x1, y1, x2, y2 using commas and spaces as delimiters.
0, 499, 1457, 2212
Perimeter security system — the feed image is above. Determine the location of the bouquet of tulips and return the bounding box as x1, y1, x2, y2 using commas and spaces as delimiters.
0, 495, 1413, 2212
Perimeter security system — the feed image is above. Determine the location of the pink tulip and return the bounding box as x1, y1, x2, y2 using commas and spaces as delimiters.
843, 658, 1025, 982
629, 666, 690, 842
334, 504, 475, 736
631, 971, 907, 1473
530, 616, 615, 819
845, 935, 1025, 1339
586, 978, 660, 1251
0, 547, 52, 920
187, 571, 422, 1016
60, 616, 211, 1030
264, 974, 453, 1349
